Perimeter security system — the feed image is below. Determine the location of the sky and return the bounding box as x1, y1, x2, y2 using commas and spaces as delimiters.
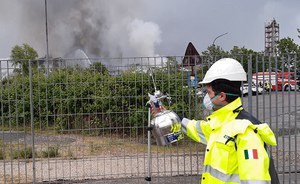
0, 0, 300, 59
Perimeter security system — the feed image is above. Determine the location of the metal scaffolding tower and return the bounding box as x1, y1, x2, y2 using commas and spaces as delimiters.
265, 19, 279, 57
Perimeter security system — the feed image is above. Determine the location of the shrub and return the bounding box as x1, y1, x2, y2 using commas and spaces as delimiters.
0, 140, 4, 159
0, 62, 200, 135
12, 147, 35, 159
41, 145, 60, 158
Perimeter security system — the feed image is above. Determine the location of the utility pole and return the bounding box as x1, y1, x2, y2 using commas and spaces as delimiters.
209, 32, 228, 63
212, 32, 229, 45
45, 0, 50, 74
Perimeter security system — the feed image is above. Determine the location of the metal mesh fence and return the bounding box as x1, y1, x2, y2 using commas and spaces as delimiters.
0, 55, 299, 183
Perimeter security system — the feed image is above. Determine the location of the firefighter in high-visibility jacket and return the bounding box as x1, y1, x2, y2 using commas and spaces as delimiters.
181, 58, 278, 184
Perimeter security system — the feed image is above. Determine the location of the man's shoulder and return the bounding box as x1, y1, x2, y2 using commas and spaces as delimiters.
235, 110, 261, 125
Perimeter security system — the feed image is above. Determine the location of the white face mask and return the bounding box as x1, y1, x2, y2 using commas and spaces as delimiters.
202, 92, 239, 111
202, 93, 218, 111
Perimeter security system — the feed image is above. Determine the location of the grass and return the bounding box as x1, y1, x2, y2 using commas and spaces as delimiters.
0, 131, 206, 160
75, 134, 206, 157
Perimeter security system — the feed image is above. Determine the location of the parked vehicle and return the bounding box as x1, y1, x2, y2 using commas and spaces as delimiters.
252, 72, 299, 91
241, 82, 263, 96
280, 71, 300, 86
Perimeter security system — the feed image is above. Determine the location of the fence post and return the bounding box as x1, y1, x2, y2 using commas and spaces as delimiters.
247, 55, 253, 114
29, 60, 36, 183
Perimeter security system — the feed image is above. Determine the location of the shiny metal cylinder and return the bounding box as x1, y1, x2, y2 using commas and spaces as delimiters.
150, 110, 183, 146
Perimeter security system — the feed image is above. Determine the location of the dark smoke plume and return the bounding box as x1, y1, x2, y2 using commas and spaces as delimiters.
0, 0, 161, 59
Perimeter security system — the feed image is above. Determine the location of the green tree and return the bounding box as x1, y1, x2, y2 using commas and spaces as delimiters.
277, 37, 300, 70
165, 56, 183, 73
202, 44, 229, 63
90, 62, 110, 75
277, 37, 299, 56
10, 43, 38, 74
228, 46, 261, 73
229, 46, 258, 57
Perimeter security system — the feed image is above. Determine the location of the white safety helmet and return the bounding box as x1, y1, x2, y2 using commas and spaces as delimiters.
199, 58, 247, 84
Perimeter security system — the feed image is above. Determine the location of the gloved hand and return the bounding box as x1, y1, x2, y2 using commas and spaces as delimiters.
178, 115, 184, 121
147, 94, 166, 116
149, 103, 166, 116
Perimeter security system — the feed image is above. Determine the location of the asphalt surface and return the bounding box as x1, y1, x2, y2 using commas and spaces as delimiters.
0, 131, 76, 145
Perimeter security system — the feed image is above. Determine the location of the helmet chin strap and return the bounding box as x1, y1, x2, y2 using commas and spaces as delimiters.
212, 93, 239, 111
225, 93, 239, 97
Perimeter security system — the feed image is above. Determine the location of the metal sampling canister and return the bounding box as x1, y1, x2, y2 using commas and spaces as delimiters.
150, 110, 184, 146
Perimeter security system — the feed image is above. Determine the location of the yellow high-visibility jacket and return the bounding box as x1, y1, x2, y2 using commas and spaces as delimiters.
181, 98, 277, 184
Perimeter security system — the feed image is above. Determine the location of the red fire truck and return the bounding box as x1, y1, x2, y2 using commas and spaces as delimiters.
252, 72, 299, 91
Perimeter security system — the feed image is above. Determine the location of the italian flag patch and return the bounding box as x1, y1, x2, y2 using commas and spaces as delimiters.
244, 149, 258, 159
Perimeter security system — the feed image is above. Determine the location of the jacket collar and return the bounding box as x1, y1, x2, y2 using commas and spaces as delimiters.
206, 97, 243, 129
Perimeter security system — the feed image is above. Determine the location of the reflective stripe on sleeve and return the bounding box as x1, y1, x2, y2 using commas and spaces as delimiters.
181, 118, 207, 144
181, 118, 189, 135
196, 120, 207, 144
203, 165, 271, 184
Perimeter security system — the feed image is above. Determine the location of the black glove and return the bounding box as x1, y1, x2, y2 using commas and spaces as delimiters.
178, 115, 184, 121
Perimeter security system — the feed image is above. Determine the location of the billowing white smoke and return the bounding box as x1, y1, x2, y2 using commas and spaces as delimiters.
127, 19, 161, 57
0, 0, 161, 61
